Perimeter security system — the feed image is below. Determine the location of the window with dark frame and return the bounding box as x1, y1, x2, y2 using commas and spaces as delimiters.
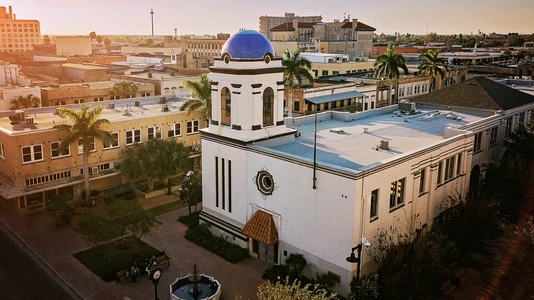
419, 168, 426, 194
474, 132, 483, 152
437, 162, 443, 185
489, 127, 498, 145
370, 189, 378, 219
389, 178, 405, 209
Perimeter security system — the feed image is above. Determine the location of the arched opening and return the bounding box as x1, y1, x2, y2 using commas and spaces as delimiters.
221, 87, 231, 125
263, 87, 274, 126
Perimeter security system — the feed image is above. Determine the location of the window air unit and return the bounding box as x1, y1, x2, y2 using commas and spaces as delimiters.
91, 167, 99, 175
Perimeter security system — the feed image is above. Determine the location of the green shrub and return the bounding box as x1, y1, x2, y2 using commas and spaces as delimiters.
185, 224, 248, 263
286, 253, 307, 277
262, 265, 292, 283
178, 211, 200, 227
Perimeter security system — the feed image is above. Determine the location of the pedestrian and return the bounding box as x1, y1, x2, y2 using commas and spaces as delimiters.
130, 263, 138, 284
149, 255, 157, 266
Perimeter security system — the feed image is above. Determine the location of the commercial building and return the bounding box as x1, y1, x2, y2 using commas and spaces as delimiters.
40, 81, 155, 107
0, 6, 41, 52
199, 31, 534, 294
0, 85, 41, 110
55, 36, 92, 57
260, 13, 322, 40
0, 97, 205, 215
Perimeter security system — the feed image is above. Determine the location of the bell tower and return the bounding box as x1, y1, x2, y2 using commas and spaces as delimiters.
205, 30, 295, 143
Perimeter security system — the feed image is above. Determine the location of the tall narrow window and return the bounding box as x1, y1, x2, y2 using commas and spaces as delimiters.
221, 87, 231, 125
222, 158, 225, 210
215, 156, 219, 208
456, 153, 462, 175
474, 132, 483, 152
505, 117, 512, 138
489, 127, 498, 145
419, 168, 426, 194
437, 162, 443, 185
389, 178, 405, 209
263, 87, 274, 126
444, 156, 455, 181
228, 160, 232, 213
370, 189, 379, 219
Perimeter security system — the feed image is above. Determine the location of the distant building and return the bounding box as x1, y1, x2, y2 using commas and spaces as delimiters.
55, 36, 92, 57
0, 6, 41, 53
270, 18, 376, 59
260, 13, 322, 40
0, 85, 41, 110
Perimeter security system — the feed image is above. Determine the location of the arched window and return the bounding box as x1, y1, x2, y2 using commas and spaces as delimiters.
263, 87, 274, 126
221, 87, 231, 125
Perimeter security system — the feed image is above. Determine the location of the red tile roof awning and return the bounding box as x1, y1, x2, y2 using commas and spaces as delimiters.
242, 210, 279, 245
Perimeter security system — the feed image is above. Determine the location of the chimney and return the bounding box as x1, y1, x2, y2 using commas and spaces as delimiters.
13, 14, 16, 20
292, 19, 299, 40
352, 18, 358, 30
8, 5, 12, 19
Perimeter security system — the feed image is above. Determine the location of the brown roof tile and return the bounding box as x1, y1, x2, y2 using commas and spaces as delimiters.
341, 21, 376, 31
270, 22, 316, 32
242, 210, 279, 245
412, 76, 534, 111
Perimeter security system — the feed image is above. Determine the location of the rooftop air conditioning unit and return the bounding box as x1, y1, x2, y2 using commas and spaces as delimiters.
123, 108, 131, 115
398, 101, 416, 113
108, 103, 115, 109
161, 105, 170, 112
380, 140, 390, 150
191, 144, 201, 152
91, 167, 99, 175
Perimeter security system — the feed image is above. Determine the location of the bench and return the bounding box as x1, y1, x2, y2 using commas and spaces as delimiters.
440, 279, 456, 298
116, 269, 129, 284
156, 254, 171, 267
454, 268, 471, 284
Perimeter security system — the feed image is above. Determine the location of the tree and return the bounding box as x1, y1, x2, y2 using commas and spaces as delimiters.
89, 31, 96, 41
349, 276, 379, 300
282, 49, 314, 88
255, 278, 337, 300
53, 105, 112, 205
43, 35, 50, 44
181, 73, 212, 120
153, 139, 191, 195
9, 94, 40, 110
373, 43, 408, 105
121, 140, 160, 191
179, 172, 202, 216
110, 80, 138, 99
96, 35, 103, 44
75, 205, 118, 250
104, 38, 112, 53
504, 121, 534, 163
418, 49, 449, 92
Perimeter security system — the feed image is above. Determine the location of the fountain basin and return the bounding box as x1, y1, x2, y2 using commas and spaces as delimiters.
170, 274, 221, 300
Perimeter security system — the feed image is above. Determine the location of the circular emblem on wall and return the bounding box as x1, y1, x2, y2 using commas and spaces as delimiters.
256, 170, 274, 195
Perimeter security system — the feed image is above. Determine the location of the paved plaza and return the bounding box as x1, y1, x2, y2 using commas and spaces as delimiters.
0, 197, 269, 300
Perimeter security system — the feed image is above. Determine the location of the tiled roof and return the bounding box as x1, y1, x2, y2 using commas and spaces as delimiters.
412, 76, 534, 111
241, 210, 279, 245
341, 21, 376, 31
270, 22, 315, 32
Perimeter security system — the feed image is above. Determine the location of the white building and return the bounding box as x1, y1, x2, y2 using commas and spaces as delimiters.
55, 36, 92, 57
0, 85, 41, 111
198, 31, 534, 294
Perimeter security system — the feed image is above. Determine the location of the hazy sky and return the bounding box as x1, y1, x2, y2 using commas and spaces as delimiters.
7, 0, 534, 36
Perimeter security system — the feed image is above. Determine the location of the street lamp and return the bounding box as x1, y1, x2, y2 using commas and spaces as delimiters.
346, 236, 371, 281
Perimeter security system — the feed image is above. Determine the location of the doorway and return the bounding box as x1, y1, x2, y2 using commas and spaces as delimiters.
252, 240, 278, 264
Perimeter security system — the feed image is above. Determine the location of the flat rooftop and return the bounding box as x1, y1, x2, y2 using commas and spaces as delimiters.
0, 97, 189, 134
267, 108, 489, 171
61, 63, 109, 70
498, 79, 534, 96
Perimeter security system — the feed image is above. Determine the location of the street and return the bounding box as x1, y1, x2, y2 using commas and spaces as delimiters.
0, 223, 76, 300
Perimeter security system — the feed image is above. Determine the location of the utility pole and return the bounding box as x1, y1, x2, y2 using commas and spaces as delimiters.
150, 9, 154, 39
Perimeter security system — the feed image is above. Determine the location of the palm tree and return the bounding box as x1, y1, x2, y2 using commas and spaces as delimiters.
282, 49, 314, 114
154, 139, 191, 195
282, 49, 314, 88
121, 141, 159, 191
373, 44, 408, 105
53, 105, 112, 205
110, 81, 138, 99
9, 94, 41, 110
89, 31, 96, 41
181, 73, 211, 120
418, 49, 449, 92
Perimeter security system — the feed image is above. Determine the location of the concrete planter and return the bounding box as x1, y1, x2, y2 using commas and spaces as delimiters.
135, 185, 180, 199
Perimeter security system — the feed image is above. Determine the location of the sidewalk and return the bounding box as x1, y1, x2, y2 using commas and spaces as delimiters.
0, 197, 268, 300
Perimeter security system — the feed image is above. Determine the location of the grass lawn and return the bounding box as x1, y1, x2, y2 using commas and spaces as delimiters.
148, 200, 186, 216
73, 236, 164, 282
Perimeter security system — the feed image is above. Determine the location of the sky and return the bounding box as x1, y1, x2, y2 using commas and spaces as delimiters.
4, 0, 534, 36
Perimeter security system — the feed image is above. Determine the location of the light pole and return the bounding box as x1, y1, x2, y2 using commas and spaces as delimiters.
150, 9, 154, 39
346, 236, 371, 281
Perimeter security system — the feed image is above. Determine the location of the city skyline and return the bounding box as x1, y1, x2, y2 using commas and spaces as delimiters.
8, 0, 534, 36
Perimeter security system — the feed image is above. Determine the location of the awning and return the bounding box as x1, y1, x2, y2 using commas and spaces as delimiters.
121, 182, 139, 191
305, 91, 365, 105
52, 193, 73, 202
242, 210, 279, 245
104, 187, 124, 196
46, 200, 68, 211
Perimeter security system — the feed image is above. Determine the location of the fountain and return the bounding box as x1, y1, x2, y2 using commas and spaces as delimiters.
170, 263, 221, 300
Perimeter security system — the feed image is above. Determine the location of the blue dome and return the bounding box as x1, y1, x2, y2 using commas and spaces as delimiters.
221, 30, 274, 60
